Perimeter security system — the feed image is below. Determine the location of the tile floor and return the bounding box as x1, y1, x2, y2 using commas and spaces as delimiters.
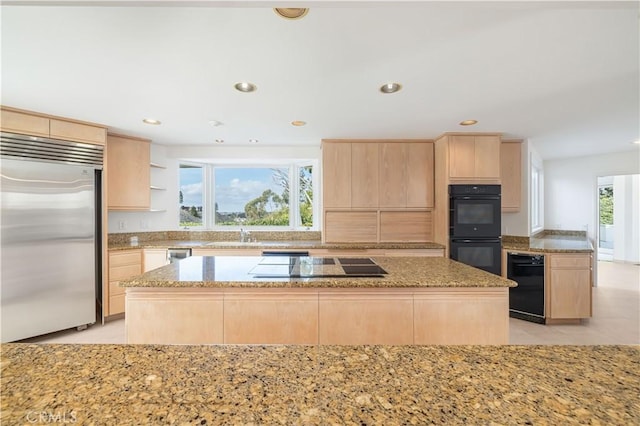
20, 261, 639, 345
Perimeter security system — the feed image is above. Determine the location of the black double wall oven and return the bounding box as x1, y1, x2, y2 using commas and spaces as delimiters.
449, 185, 501, 275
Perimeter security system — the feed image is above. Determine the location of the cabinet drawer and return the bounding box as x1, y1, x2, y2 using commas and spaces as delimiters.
109, 250, 142, 267
109, 263, 142, 281
109, 280, 125, 296
109, 294, 125, 315
550, 255, 591, 269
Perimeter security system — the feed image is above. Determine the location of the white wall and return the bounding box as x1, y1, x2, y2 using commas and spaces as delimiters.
544, 149, 640, 245
613, 174, 640, 263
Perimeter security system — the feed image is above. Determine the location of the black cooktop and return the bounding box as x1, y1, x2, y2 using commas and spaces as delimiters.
249, 256, 387, 278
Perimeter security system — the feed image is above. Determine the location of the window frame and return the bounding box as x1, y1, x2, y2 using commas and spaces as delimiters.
178, 160, 319, 231
530, 158, 544, 234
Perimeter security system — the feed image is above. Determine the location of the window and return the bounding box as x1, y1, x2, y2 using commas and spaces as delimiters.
179, 164, 204, 228
179, 162, 316, 230
530, 160, 543, 232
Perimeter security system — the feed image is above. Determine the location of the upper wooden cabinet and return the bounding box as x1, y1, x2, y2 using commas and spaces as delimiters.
1, 106, 106, 145
447, 134, 501, 180
380, 142, 434, 208
351, 142, 379, 208
435, 133, 501, 183
322, 142, 352, 208
107, 133, 151, 210
501, 140, 523, 212
323, 140, 434, 210
322, 139, 434, 243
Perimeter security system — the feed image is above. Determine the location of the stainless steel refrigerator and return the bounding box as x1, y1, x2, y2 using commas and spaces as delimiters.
1, 132, 103, 342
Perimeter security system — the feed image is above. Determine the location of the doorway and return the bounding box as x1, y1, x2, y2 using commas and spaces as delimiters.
596, 174, 640, 265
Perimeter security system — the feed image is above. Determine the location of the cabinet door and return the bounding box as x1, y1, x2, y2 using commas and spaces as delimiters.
50, 119, 106, 145
324, 211, 378, 242
407, 142, 434, 208
351, 143, 379, 208
379, 211, 433, 242
448, 135, 476, 178
322, 142, 351, 208
474, 135, 501, 179
107, 134, 151, 210
143, 249, 169, 272
379, 143, 407, 207
501, 141, 522, 212
0, 109, 49, 137
549, 269, 592, 319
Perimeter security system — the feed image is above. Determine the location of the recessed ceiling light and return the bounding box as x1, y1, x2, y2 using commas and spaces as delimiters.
215, 139, 224, 144
234, 82, 257, 93
460, 120, 478, 126
249, 139, 259, 144
209, 120, 223, 127
633, 140, 640, 145
142, 118, 161, 125
274, 8, 309, 20
291, 120, 307, 127
380, 82, 402, 94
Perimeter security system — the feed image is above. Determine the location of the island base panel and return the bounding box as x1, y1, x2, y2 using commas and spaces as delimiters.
126, 289, 223, 344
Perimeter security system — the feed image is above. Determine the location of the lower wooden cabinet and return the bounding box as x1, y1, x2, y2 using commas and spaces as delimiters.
224, 290, 318, 344
107, 249, 142, 316
125, 287, 509, 345
143, 248, 169, 272
318, 291, 414, 345
547, 253, 592, 320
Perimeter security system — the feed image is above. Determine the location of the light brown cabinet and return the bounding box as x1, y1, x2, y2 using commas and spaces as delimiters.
106, 133, 151, 210
379, 142, 434, 208
351, 142, 379, 208
448, 135, 501, 180
107, 249, 142, 316
322, 142, 351, 208
322, 139, 435, 243
501, 140, 522, 212
0, 106, 106, 144
547, 253, 592, 320
143, 249, 169, 272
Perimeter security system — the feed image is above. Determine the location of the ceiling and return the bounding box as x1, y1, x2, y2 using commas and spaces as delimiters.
2, 1, 639, 160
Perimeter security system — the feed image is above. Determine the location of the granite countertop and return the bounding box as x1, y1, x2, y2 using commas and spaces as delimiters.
2, 344, 638, 425
109, 239, 445, 251
502, 234, 594, 253
122, 255, 516, 289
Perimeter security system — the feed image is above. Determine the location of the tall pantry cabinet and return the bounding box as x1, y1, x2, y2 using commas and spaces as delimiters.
322, 139, 434, 243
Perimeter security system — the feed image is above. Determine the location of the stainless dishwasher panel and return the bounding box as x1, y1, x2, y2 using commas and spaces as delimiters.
168, 248, 191, 263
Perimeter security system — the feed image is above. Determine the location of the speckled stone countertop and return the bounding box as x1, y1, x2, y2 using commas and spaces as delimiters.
122, 255, 516, 288
109, 239, 445, 251
502, 233, 593, 253
2, 344, 638, 425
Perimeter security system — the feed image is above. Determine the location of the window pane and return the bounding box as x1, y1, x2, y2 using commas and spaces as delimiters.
179, 164, 203, 227
214, 167, 289, 226
299, 165, 313, 227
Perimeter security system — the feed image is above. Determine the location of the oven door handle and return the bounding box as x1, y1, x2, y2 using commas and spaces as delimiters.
452, 195, 501, 200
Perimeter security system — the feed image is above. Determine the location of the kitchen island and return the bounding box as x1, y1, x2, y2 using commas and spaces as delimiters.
122, 256, 515, 345
1, 343, 638, 424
